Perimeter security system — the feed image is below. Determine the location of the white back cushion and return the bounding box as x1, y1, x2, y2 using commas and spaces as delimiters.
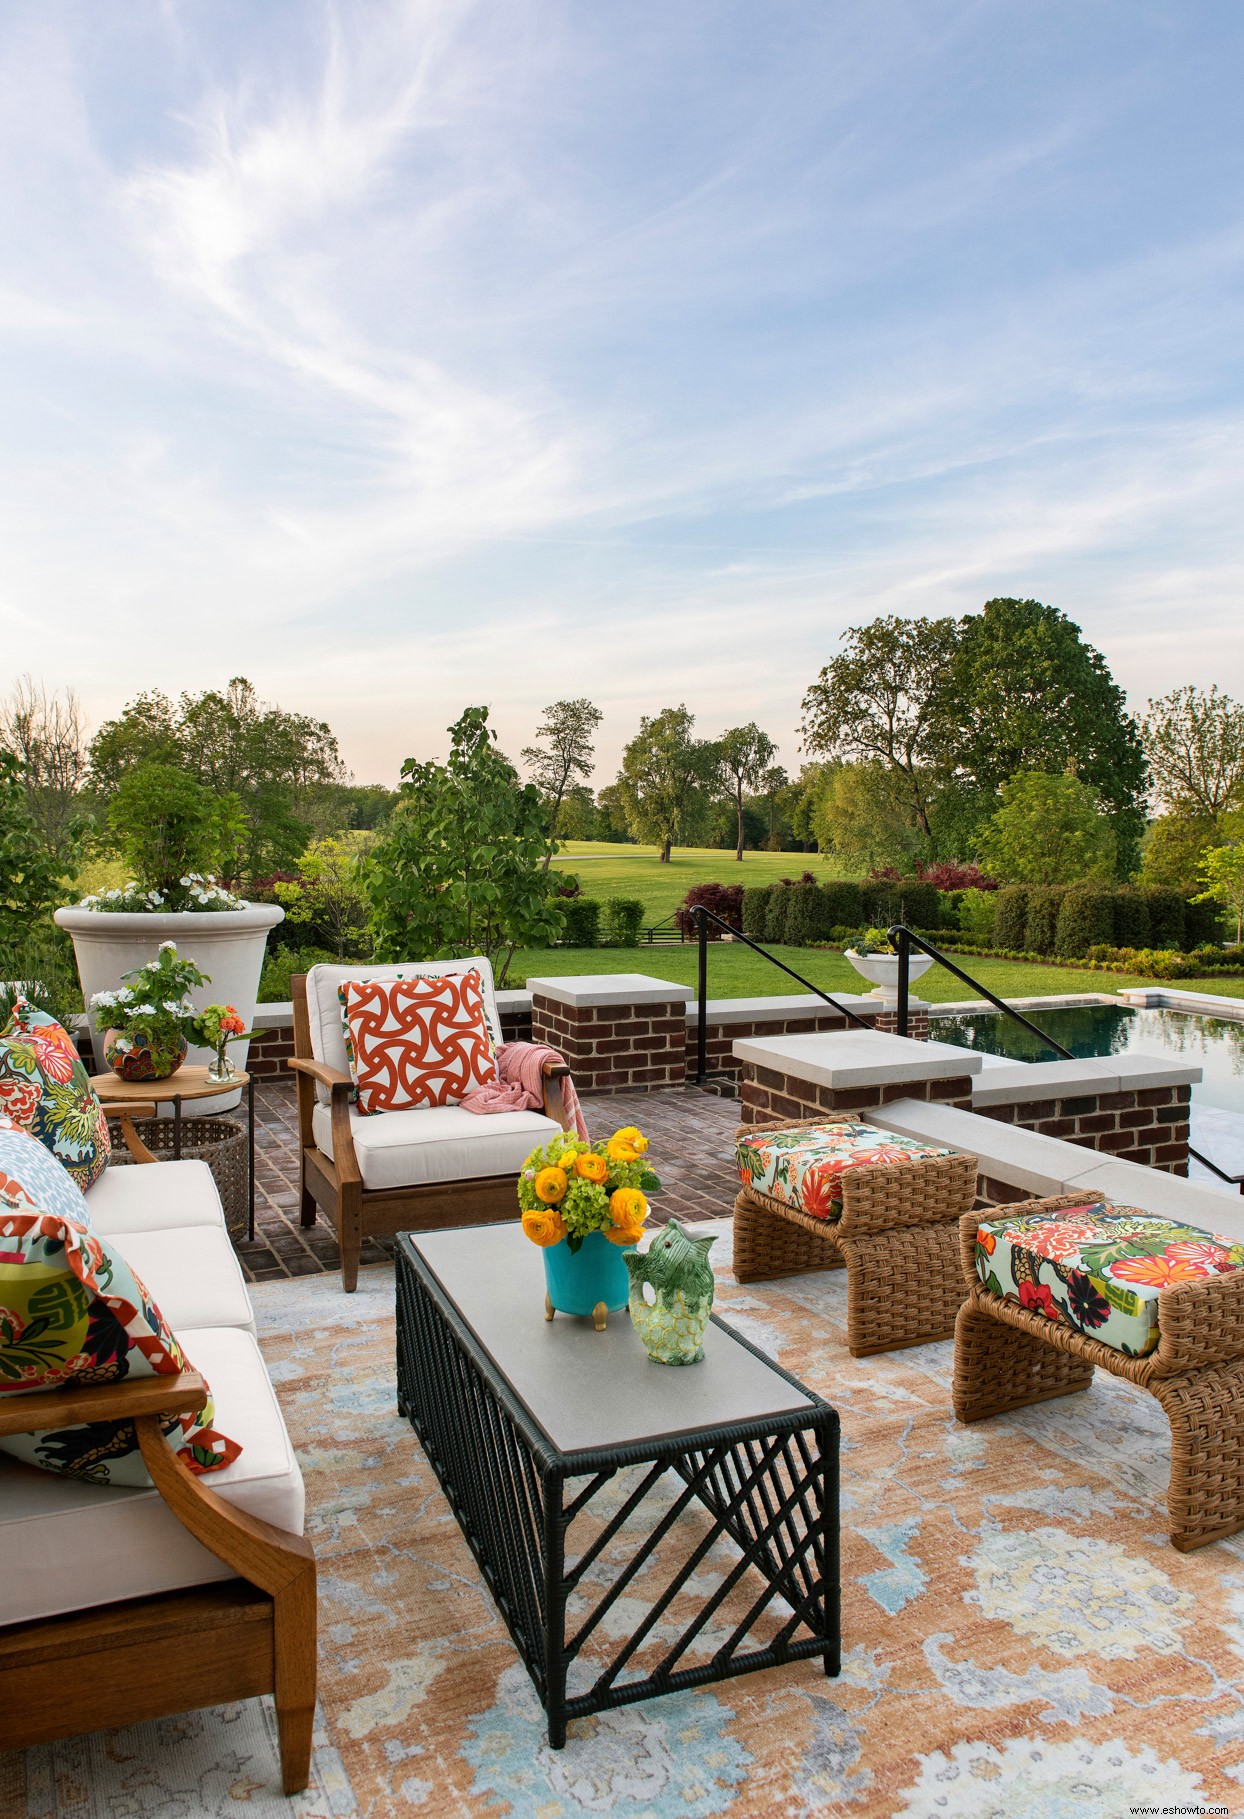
305, 957, 504, 1103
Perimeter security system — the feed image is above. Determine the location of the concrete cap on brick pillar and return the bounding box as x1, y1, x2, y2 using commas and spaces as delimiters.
526, 974, 693, 1008
970, 1054, 1202, 1108
732, 1028, 983, 1090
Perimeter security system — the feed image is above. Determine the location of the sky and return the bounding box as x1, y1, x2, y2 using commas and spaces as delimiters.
2, 1, 1243, 787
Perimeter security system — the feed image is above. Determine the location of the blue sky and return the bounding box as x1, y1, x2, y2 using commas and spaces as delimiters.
2, 1, 1242, 784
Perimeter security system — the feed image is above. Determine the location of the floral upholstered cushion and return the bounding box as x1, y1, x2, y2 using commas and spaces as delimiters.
339, 969, 498, 1116
0, 1119, 95, 1231
975, 1204, 1244, 1358
0, 1204, 242, 1485
0, 1000, 110, 1193
736, 1122, 955, 1222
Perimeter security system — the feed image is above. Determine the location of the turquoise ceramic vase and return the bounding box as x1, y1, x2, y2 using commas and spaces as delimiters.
543, 1229, 632, 1323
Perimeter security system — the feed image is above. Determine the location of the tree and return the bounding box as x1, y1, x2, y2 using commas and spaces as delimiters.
716, 724, 777, 861
614, 707, 717, 862
365, 706, 563, 983
521, 699, 603, 869
978, 771, 1117, 886
88, 678, 347, 879
0, 677, 89, 861
107, 762, 246, 900
1141, 811, 1222, 891
274, 836, 370, 959
938, 599, 1148, 867
0, 751, 69, 949
1194, 841, 1244, 944
813, 761, 927, 875
801, 616, 960, 844
1142, 685, 1244, 817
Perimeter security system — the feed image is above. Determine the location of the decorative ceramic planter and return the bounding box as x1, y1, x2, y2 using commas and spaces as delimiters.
843, 948, 935, 1003
542, 1229, 633, 1326
54, 902, 283, 1108
102, 1028, 189, 1083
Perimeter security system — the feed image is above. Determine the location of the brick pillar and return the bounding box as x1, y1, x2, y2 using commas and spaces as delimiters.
527, 975, 692, 1096
872, 999, 931, 1041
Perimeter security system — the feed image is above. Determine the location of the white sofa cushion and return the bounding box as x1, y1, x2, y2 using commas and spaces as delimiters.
311, 1100, 560, 1193
0, 1325, 303, 1626
110, 1224, 257, 1337
85, 1157, 226, 1236
305, 957, 503, 1105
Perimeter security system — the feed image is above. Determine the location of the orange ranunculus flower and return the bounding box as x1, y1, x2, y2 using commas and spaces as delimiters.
534, 1167, 569, 1205
575, 1151, 608, 1184
522, 1208, 566, 1248
610, 1187, 647, 1228
613, 1125, 648, 1155
607, 1134, 640, 1165
604, 1219, 643, 1248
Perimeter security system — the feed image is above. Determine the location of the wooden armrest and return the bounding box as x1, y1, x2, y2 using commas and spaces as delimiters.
287, 1056, 353, 1091
541, 1061, 571, 1080
0, 1371, 208, 1439
103, 1100, 158, 1119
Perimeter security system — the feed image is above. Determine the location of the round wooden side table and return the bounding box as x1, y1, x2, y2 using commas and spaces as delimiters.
90, 1065, 257, 1240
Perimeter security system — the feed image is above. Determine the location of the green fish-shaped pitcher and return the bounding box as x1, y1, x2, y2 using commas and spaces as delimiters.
625, 1222, 716, 1364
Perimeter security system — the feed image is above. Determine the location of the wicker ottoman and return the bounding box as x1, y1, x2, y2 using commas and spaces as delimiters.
955, 1195, 1244, 1552
732, 1118, 979, 1357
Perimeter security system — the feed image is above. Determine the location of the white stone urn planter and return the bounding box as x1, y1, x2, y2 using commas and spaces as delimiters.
54, 903, 284, 1107
844, 948, 935, 1002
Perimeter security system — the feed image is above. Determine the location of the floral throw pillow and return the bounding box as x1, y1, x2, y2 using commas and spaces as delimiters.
339, 970, 498, 1115
0, 1000, 110, 1193
975, 1203, 1244, 1358
0, 1205, 241, 1485
737, 1122, 953, 1222
0, 1119, 95, 1231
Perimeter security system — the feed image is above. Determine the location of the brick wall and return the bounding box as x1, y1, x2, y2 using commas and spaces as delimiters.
976, 1085, 1192, 1175
738, 1065, 975, 1126
247, 1023, 294, 1080
531, 993, 687, 1094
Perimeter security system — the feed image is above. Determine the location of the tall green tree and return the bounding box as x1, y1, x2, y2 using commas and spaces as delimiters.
0, 751, 71, 949
1142, 685, 1244, 817
801, 616, 960, 845
1195, 840, 1244, 944
1141, 811, 1222, 891
521, 698, 603, 869
716, 723, 777, 861
814, 761, 928, 875
365, 706, 562, 982
979, 771, 1116, 885
615, 707, 717, 862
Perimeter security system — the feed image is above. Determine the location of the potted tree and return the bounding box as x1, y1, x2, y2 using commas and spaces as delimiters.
54, 762, 282, 1087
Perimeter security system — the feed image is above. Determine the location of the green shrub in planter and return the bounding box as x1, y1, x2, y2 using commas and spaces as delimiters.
1112, 888, 1151, 949
785, 883, 835, 946
1140, 886, 1185, 950
601, 897, 645, 947
558, 896, 601, 947
1023, 886, 1067, 956
992, 886, 1029, 950
1055, 885, 1116, 957
742, 887, 771, 938
821, 881, 864, 926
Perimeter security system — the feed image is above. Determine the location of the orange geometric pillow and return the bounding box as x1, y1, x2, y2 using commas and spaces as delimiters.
339, 970, 498, 1115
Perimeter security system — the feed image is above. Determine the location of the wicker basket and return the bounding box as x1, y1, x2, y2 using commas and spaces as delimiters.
106, 1116, 248, 1243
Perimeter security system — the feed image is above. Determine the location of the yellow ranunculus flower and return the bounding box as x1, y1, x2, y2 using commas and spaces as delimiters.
534, 1166, 568, 1205
575, 1151, 608, 1184
607, 1135, 639, 1165
522, 1208, 567, 1248
609, 1187, 647, 1228
614, 1125, 648, 1155
604, 1219, 643, 1248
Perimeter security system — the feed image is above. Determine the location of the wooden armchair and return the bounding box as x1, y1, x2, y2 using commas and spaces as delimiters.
0, 1372, 317, 1794
291, 965, 574, 1291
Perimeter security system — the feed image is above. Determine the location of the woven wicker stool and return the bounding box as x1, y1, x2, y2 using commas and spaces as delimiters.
955, 1196, 1244, 1552
732, 1118, 979, 1357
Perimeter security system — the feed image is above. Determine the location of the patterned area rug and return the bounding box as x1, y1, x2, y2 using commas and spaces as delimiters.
6, 1226, 1244, 1817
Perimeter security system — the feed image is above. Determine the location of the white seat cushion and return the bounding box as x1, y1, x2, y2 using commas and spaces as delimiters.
0, 1325, 303, 1625
110, 1225, 256, 1337
305, 957, 503, 1106
311, 1100, 560, 1193
85, 1158, 226, 1236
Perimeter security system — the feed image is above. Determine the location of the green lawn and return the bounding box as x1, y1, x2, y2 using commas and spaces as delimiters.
552, 840, 843, 925
508, 942, 1244, 1005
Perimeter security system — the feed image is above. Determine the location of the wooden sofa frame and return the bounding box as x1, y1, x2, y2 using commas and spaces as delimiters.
0, 1371, 317, 1793
290, 972, 573, 1291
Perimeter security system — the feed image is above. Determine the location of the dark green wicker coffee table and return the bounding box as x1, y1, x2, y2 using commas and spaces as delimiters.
395, 1224, 840, 1748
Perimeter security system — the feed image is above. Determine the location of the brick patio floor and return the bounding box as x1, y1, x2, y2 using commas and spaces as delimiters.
235, 1080, 744, 1282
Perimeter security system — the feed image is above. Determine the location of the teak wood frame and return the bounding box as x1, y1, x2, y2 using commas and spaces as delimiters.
290, 972, 574, 1291
0, 1372, 317, 1793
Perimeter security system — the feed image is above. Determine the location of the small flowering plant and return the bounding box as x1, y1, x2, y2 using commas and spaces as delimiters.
90, 942, 210, 1071
187, 1002, 249, 1081
518, 1126, 662, 1253
78, 874, 244, 913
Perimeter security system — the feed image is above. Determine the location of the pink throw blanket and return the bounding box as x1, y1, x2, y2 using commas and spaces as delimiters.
460, 1041, 588, 1139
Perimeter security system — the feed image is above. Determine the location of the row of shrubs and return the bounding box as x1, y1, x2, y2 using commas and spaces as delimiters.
990, 884, 1220, 958
740, 878, 953, 946
901, 936, 1242, 981
554, 896, 646, 948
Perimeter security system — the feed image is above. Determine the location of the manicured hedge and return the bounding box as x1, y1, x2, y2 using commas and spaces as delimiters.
601, 897, 645, 947
764, 886, 793, 944
1139, 886, 1185, 949
742, 886, 770, 938
992, 886, 1029, 951
558, 896, 601, 946
1023, 886, 1067, 956
822, 880, 864, 926
785, 882, 838, 946
1053, 886, 1116, 958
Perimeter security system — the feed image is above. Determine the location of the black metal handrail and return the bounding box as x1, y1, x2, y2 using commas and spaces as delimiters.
692, 906, 871, 1082
887, 923, 1243, 1195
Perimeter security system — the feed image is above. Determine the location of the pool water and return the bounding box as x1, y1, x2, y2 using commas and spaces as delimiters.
934, 1001, 1244, 1187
